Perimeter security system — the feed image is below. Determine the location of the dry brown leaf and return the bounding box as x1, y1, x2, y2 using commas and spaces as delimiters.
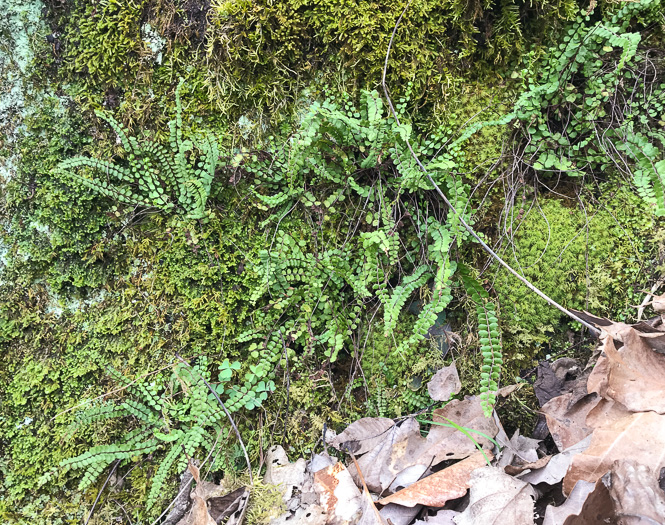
413, 510, 459, 524
584, 398, 631, 428
349, 400, 496, 494
653, 293, 665, 314
504, 455, 551, 476
269, 504, 327, 525
534, 358, 585, 407
563, 409, 665, 496
545, 460, 665, 525
589, 328, 665, 413
421, 397, 498, 463
330, 418, 396, 455
313, 461, 362, 524
388, 464, 429, 493
454, 467, 536, 525
189, 496, 217, 525
497, 383, 525, 398
541, 392, 600, 451
208, 487, 250, 525
357, 488, 389, 525
350, 452, 389, 525
519, 435, 591, 486
426, 363, 461, 402
607, 460, 665, 524
378, 451, 491, 507
542, 479, 604, 525
263, 445, 307, 506
497, 429, 540, 469
379, 503, 422, 525
177, 461, 242, 525
350, 418, 424, 493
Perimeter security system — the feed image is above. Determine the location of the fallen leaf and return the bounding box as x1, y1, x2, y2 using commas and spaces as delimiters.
563, 408, 665, 496
631, 322, 665, 354
189, 495, 217, 525
607, 460, 665, 524
588, 327, 665, 413
350, 418, 423, 493
541, 392, 600, 451
504, 455, 551, 476
421, 397, 498, 462
264, 445, 307, 505
454, 467, 536, 525
497, 429, 540, 469
388, 464, 429, 493
208, 487, 250, 525
496, 383, 524, 398
348, 399, 497, 494
413, 510, 459, 524
427, 363, 461, 402
269, 504, 327, 525
310, 452, 336, 473
534, 358, 584, 407
379, 503, 422, 525
542, 480, 601, 525
177, 460, 245, 525
378, 451, 492, 507
653, 293, 665, 314
357, 488, 389, 525
330, 418, 396, 455
350, 452, 389, 525
313, 461, 362, 524
520, 435, 591, 485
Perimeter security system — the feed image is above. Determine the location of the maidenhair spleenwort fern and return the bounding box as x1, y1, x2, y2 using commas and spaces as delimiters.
226, 90, 471, 376
41, 356, 268, 509
55, 78, 219, 220
489, 0, 665, 215
459, 265, 503, 417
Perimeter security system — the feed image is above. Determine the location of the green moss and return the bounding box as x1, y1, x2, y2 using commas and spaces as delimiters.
494, 188, 659, 361
61, 0, 148, 88
2, 0, 664, 521
44, 0, 579, 126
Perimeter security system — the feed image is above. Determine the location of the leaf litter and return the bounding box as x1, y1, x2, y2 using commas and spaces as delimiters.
169, 308, 665, 524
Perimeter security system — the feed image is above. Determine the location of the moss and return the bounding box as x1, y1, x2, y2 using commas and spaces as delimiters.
60, 0, 149, 89
42, 0, 580, 127
2, 0, 664, 520
494, 187, 659, 363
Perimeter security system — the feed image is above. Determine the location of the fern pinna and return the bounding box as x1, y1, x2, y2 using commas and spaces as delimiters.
55, 78, 219, 220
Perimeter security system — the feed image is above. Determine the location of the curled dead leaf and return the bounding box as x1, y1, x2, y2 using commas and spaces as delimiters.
589, 328, 665, 413
563, 407, 665, 496
378, 451, 491, 508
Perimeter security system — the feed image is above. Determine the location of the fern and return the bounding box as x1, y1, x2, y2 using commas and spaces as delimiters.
458, 265, 503, 416
56, 356, 243, 509
55, 79, 219, 220
483, 0, 665, 215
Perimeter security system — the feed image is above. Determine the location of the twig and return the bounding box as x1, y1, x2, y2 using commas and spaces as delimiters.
381, 2, 600, 336
111, 499, 134, 525
84, 460, 120, 525
637, 278, 664, 321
